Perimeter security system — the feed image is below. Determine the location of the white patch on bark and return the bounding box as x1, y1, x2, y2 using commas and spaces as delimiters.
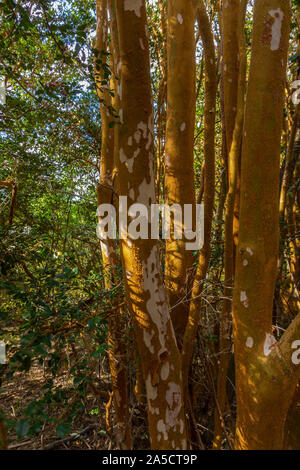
264, 333, 277, 356
117, 80, 123, 100
134, 121, 147, 144
143, 330, 154, 354
165, 382, 183, 432
269, 9, 284, 51
124, 0, 142, 17
179, 419, 184, 433
157, 420, 168, 440
160, 362, 170, 381
243, 259, 248, 266
142, 246, 168, 356
246, 337, 254, 348
119, 148, 127, 163
145, 373, 160, 415
246, 247, 253, 256
177, 13, 183, 24
240, 291, 249, 308
137, 148, 155, 206
134, 130, 141, 144
146, 132, 152, 151
180, 122, 186, 132
126, 148, 140, 173
138, 121, 147, 138
137, 176, 155, 206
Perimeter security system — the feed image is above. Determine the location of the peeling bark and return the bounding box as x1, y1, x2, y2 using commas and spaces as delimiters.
114, 0, 187, 450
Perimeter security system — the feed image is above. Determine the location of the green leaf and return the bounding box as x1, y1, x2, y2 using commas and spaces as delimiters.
56, 423, 70, 438
16, 419, 30, 438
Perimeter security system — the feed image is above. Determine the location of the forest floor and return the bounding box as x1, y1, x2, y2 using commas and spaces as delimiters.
1, 363, 109, 449
1, 362, 149, 450
1, 355, 226, 449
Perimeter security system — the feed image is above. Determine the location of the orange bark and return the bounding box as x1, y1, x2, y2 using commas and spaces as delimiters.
232, 0, 299, 449
182, 0, 217, 392
96, 0, 130, 449
213, 0, 247, 449
221, 0, 239, 156
164, 0, 196, 348
114, 0, 187, 450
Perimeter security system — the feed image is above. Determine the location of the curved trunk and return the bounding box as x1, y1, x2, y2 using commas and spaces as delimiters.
114, 0, 187, 450
232, 0, 295, 450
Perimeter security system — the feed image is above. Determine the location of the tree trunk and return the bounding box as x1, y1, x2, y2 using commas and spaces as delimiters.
114, 0, 187, 450
96, 0, 130, 449
222, 0, 239, 156
213, 0, 247, 449
232, 0, 297, 450
182, 0, 217, 393
164, 0, 196, 349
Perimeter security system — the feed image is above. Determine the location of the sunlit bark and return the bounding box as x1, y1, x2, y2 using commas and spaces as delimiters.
114, 0, 187, 450
232, 0, 298, 449
164, 0, 196, 348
